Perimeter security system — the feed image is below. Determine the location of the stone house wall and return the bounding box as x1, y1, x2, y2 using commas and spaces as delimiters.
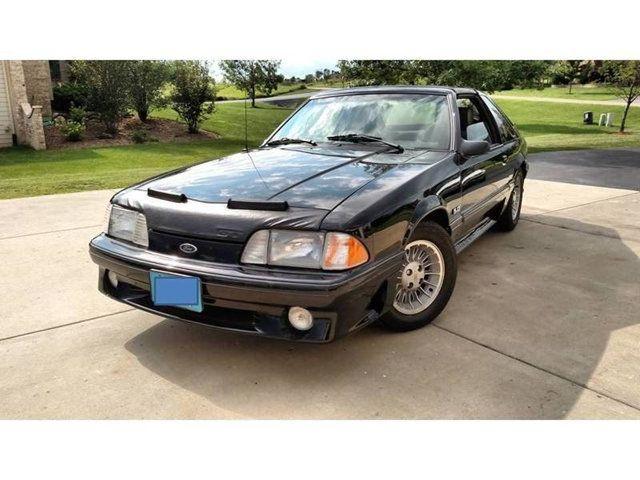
22, 60, 53, 117
1, 60, 47, 150
0, 62, 13, 148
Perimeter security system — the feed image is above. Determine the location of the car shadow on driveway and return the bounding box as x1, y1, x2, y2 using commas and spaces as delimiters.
123, 217, 640, 419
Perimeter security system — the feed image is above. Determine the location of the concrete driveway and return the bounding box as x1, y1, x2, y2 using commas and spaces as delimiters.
0, 149, 638, 419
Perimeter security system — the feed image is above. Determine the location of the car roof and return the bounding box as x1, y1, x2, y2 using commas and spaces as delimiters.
310, 85, 479, 99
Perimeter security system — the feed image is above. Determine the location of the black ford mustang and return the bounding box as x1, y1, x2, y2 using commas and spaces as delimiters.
90, 86, 527, 342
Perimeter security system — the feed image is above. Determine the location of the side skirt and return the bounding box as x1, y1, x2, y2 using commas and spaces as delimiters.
454, 218, 496, 254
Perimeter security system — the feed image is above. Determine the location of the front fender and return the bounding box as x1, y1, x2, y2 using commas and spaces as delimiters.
403, 196, 449, 245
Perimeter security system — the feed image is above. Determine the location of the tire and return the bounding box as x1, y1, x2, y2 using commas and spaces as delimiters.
496, 170, 524, 232
380, 221, 457, 332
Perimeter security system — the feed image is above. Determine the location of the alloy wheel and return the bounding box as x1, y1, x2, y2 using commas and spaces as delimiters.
392, 240, 445, 315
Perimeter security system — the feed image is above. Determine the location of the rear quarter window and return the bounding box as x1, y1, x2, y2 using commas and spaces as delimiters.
480, 93, 519, 143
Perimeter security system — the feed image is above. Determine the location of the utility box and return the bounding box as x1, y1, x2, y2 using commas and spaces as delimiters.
606, 113, 614, 127
583, 111, 593, 124
599, 113, 607, 126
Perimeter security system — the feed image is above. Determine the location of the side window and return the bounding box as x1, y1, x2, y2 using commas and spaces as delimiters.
480, 93, 518, 142
456, 97, 496, 144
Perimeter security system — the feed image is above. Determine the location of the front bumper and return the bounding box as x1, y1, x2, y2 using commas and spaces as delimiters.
89, 234, 400, 342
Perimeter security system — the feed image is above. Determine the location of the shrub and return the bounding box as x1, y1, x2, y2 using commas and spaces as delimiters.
53, 115, 67, 127
52, 82, 88, 112
171, 61, 216, 133
60, 121, 85, 142
125, 61, 171, 122
68, 106, 86, 124
71, 61, 130, 134
131, 129, 148, 143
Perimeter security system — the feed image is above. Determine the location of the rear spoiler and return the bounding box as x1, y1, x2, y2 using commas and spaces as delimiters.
227, 199, 289, 211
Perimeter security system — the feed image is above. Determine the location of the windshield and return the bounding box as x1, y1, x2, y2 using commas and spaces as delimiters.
270, 93, 452, 150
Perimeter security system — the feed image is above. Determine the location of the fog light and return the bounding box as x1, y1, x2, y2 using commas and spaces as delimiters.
288, 306, 313, 331
107, 270, 118, 288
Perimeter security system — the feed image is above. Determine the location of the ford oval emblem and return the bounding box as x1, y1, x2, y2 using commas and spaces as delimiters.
179, 243, 198, 254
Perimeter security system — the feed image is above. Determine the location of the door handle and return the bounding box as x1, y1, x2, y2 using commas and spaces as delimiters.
461, 169, 485, 185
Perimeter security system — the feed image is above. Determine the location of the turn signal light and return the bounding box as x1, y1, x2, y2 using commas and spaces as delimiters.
322, 232, 369, 270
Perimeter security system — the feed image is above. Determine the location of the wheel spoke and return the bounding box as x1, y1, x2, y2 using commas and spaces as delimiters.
393, 239, 446, 316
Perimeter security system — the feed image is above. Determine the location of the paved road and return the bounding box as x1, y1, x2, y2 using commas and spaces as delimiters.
220, 89, 323, 106
0, 149, 638, 419
226, 89, 639, 111
230, 89, 639, 108
528, 148, 640, 190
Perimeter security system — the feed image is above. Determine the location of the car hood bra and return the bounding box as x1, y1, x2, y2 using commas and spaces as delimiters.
110, 146, 451, 242
136, 145, 448, 210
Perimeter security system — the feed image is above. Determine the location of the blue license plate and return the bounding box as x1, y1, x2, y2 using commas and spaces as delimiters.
150, 270, 203, 313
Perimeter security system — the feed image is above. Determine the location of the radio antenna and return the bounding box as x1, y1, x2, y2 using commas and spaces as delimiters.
244, 95, 249, 151
242, 93, 269, 192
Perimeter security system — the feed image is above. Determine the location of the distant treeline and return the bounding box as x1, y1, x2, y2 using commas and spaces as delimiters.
331, 60, 609, 92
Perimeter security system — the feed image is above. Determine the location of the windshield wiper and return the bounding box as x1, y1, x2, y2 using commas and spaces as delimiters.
327, 133, 404, 153
266, 137, 317, 147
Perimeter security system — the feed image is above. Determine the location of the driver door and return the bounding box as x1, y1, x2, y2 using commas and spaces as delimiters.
456, 94, 505, 236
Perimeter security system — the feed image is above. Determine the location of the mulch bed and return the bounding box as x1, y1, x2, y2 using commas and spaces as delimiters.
44, 116, 218, 150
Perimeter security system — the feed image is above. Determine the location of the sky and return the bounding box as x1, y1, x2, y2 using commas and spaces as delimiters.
278, 58, 339, 78
210, 58, 339, 81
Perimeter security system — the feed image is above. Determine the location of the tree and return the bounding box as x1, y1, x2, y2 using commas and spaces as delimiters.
170, 61, 216, 133
548, 61, 581, 92
315, 70, 323, 81
502, 61, 551, 89
125, 60, 171, 122
71, 61, 130, 134
337, 60, 412, 85
337, 60, 550, 92
603, 60, 640, 133
219, 60, 281, 107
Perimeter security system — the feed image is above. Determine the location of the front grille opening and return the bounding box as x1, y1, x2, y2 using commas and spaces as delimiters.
147, 230, 244, 264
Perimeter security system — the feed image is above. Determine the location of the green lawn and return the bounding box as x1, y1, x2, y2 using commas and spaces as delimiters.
493, 97, 640, 152
0, 103, 293, 199
1, 97, 639, 200
496, 85, 618, 102
308, 80, 345, 89
216, 82, 308, 100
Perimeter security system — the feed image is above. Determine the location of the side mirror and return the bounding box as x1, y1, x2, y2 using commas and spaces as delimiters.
459, 139, 490, 157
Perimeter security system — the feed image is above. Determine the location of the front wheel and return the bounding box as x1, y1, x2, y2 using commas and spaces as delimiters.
380, 222, 457, 332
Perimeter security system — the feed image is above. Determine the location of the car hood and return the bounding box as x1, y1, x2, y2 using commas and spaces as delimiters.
138, 145, 448, 210
113, 146, 451, 242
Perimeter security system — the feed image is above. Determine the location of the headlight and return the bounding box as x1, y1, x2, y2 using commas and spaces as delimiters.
269, 230, 325, 268
241, 230, 369, 270
106, 204, 149, 247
